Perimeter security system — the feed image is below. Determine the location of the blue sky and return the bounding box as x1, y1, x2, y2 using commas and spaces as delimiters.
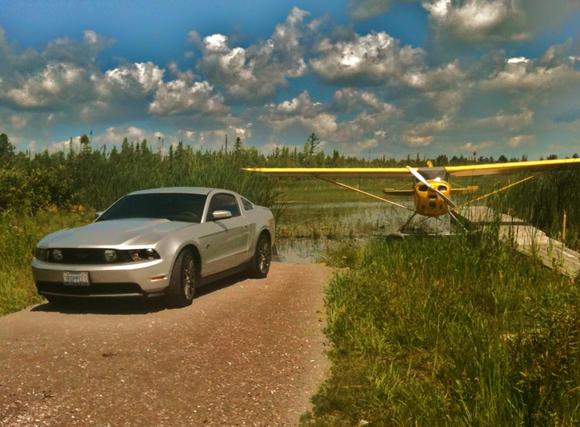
0, 0, 579, 159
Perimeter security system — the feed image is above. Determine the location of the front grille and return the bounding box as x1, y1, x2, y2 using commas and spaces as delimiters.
48, 249, 131, 264
37, 281, 143, 296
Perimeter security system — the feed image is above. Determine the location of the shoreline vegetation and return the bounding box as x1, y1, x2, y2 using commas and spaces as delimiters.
302, 234, 579, 425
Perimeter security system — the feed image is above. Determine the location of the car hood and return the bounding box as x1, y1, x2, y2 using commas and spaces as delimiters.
39, 218, 193, 248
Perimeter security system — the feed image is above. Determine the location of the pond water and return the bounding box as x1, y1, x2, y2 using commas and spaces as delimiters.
274, 201, 451, 263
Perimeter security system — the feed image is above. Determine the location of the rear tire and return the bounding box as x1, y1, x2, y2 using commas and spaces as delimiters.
165, 249, 198, 307
249, 233, 271, 278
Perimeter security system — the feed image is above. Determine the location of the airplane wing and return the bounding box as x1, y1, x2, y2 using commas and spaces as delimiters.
241, 167, 411, 178
445, 158, 580, 177
243, 158, 580, 178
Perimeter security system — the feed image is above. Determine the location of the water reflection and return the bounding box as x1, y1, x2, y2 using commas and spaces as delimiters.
273, 238, 354, 264
276, 201, 408, 239
274, 201, 450, 263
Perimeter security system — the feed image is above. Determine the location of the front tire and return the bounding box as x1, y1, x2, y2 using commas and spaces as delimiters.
249, 233, 272, 278
166, 249, 198, 307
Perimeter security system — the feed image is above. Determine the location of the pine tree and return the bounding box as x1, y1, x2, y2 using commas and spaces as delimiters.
234, 136, 242, 153
80, 134, 90, 154
307, 133, 320, 157
0, 133, 14, 160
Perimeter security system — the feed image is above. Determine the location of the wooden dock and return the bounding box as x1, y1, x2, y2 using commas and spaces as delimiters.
459, 206, 580, 279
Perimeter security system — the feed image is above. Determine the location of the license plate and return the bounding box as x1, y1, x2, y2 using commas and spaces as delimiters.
63, 271, 90, 287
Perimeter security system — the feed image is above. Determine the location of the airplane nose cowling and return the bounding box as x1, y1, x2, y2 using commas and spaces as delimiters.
414, 180, 452, 217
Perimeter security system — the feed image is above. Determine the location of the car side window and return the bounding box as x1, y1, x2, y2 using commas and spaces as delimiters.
207, 193, 241, 220
242, 198, 254, 211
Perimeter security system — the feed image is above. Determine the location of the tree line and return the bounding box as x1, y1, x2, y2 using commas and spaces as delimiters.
0, 132, 577, 213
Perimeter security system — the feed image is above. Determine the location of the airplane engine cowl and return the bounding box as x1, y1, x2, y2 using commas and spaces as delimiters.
414, 180, 452, 217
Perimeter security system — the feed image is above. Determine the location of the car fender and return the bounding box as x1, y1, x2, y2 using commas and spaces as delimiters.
252, 225, 274, 254
164, 238, 204, 276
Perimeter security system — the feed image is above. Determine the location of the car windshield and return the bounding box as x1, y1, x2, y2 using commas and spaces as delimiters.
97, 193, 207, 223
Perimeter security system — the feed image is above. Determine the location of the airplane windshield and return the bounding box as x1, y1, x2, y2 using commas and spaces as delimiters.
97, 193, 207, 223
416, 167, 448, 181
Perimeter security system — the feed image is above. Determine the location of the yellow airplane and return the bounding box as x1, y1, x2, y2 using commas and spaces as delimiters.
243, 158, 580, 231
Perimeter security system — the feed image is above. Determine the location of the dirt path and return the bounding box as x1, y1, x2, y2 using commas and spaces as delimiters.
0, 263, 331, 426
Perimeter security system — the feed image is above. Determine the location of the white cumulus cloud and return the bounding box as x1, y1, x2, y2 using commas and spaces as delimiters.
402, 134, 433, 147
508, 134, 535, 148
3, 63, 92, 109
97, 62, 164, 100
311, 32, 424, 85
197, 7, 310, 101
149, 80, 228, 115
423, 0, 579, 44
461, 141, 495, 152
348, 0, 414, 20
472, 109, 534, 130
333, 88, 398, 113
481, 57, 580, 91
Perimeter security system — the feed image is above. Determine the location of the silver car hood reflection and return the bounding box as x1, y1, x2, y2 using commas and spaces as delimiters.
38, 218, 193, 248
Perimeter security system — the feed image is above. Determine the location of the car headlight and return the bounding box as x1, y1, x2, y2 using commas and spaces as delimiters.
35, 247, 49, 261
35, 248, 65, 262
103, 249, 118, 262
52, 249, 64, 261
128, 248, 160, 262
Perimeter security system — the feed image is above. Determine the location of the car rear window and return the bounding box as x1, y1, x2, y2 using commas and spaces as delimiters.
97, 193, 207, 223
242, 198, 254, 210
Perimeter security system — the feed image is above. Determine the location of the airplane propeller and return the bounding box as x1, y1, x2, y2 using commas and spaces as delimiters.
406, 166, 456, 208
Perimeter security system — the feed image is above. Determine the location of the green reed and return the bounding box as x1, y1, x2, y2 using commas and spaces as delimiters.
303, 231, 579, 426
500, 169, 580, 250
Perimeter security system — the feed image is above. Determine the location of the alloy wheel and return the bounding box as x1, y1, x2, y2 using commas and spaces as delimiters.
257, 238, 271, 274
183, 257, 195, 300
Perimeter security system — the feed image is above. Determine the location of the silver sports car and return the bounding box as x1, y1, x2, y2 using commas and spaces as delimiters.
32, 187, 275, 307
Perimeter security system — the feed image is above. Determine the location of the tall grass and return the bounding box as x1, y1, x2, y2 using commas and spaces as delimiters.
303, 232, 579, 425
1, 146, 279, 213
65, 149, 280, 211
501, 169, 580, 249
276, 177, 410, 204
0, 209, 92, 315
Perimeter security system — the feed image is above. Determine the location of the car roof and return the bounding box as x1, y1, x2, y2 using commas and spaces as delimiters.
128, 187, 233, 196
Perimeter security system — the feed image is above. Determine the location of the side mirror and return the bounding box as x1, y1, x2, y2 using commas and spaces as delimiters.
94, 211, 103, 220
212, 210, 232, 220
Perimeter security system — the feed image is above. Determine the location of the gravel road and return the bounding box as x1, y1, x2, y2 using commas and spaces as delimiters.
0, 263, 331, 426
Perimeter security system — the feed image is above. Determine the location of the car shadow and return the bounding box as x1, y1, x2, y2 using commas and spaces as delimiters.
196, 271, 249, 298
31, 297, 168, 315
31, 272, 251, 315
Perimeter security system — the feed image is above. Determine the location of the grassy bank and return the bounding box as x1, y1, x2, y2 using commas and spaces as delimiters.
303, 234, 579, 425
0, 209, 93, 315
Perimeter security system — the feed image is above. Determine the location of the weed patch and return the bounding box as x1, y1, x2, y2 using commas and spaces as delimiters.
0, 210, 92, 315
303, 235, 579, 425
